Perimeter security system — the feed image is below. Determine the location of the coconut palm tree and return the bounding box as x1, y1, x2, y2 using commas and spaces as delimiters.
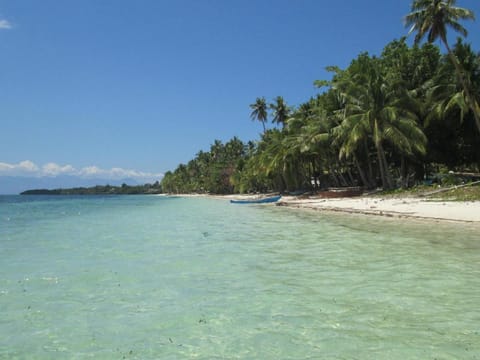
332, 54, 427, 190
285, 99, 342, 188
249, 97, 268, 133
404, 0, 480, 132
269, 96, 290, 128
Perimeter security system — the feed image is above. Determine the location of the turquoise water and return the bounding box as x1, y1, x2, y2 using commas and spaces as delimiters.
0, 195, 479, 359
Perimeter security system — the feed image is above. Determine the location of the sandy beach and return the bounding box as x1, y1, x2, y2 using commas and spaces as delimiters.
175, 193, 480, 223
276, 195, 480, 223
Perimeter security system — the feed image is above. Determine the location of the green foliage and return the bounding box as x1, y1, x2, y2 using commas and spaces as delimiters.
270, 96, 291, 127
250, 97, 268, 133
163, 27, 480, 194
405, 0, 474, 45
440, 173, 463, 186
161, 137, 248, 194
405, 0, 480, 132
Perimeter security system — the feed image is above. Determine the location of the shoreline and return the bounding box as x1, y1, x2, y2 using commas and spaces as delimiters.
172, 193, 480, 224
277, 196, 480, 224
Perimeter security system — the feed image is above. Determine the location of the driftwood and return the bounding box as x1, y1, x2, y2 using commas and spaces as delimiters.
312, 187, 364, 198
451, 171, 480, 178
420, 180, 480, 197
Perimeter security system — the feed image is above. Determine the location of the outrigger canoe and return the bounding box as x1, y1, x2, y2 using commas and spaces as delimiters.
230, 195, 282, 204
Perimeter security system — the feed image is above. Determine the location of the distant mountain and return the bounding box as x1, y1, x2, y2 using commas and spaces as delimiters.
0, 176, 143, 195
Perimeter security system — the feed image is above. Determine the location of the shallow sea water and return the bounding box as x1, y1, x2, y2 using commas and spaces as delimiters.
0, 195, 479, 359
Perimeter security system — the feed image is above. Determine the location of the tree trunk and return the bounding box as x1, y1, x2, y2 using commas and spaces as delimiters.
364, 140, 375, 187
311, 159, 318, 189
376, 141, 394, 190
354, 154, 370, 188
380, 144, 394, 189
339, 172, 348, 187
328, 166, 340, 187
376, 148, 387, 189
278, 173, 287, 192
334, 165, 348, 187
347, 168, 355, 186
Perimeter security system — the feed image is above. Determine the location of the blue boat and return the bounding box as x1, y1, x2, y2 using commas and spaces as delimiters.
230, 195, 282, 204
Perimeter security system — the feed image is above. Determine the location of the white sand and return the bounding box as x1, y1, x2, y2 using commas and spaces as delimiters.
167, 193, 480, 223
278, 196, 480, 223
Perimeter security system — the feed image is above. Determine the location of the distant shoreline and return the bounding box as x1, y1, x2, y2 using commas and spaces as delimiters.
19, 183, 162, 196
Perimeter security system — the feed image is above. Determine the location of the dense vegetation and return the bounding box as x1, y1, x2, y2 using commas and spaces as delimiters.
21, 182, 162, 195
161, 1, 480, 195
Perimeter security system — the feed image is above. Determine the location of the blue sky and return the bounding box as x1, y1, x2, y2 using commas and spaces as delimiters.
1, 0, 479, 189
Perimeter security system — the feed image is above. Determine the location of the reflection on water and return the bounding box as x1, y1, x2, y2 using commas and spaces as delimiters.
0, 195, 479, 359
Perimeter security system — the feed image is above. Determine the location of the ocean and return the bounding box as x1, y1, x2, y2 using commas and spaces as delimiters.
0, 195, 479, 359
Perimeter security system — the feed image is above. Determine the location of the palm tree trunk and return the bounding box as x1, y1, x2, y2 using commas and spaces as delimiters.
376, 147, 387, 189
334, 165, 348, 187
353, 154, 370, 188
347, 168, 355, 186
363, 140, 375, 188
400, 156, 407, 188
339, 172, 348, 187
380, 145, 394, 189
376, 141, 394, 190
328, 166, 340, 187
442, 37, 480, 133
310, 159, 317, 189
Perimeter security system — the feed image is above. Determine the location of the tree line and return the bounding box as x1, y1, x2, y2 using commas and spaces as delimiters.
21, 182, 163, 195
161, 0, 479, 194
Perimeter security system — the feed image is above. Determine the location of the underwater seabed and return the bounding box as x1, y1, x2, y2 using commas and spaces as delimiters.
0, 195, 479, 358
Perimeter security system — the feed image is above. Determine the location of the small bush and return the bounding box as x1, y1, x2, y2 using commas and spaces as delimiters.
440, 174, 463, 186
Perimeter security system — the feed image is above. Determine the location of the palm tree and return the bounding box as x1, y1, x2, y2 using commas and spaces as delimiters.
249, 97, 268, 133
332, 54, 427, 190
285, 99, 341, 189
269, 96, 290, 128
404, 0, 480, 132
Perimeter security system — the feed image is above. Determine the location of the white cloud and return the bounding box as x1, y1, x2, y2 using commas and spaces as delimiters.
79, 166, 104, 177
0, 160, 163, 182
20, 160, 39, 172
0, 19, 12, 29
42, 163, 76, 176
0, 160, 39, 175
76, 166, 163, 182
